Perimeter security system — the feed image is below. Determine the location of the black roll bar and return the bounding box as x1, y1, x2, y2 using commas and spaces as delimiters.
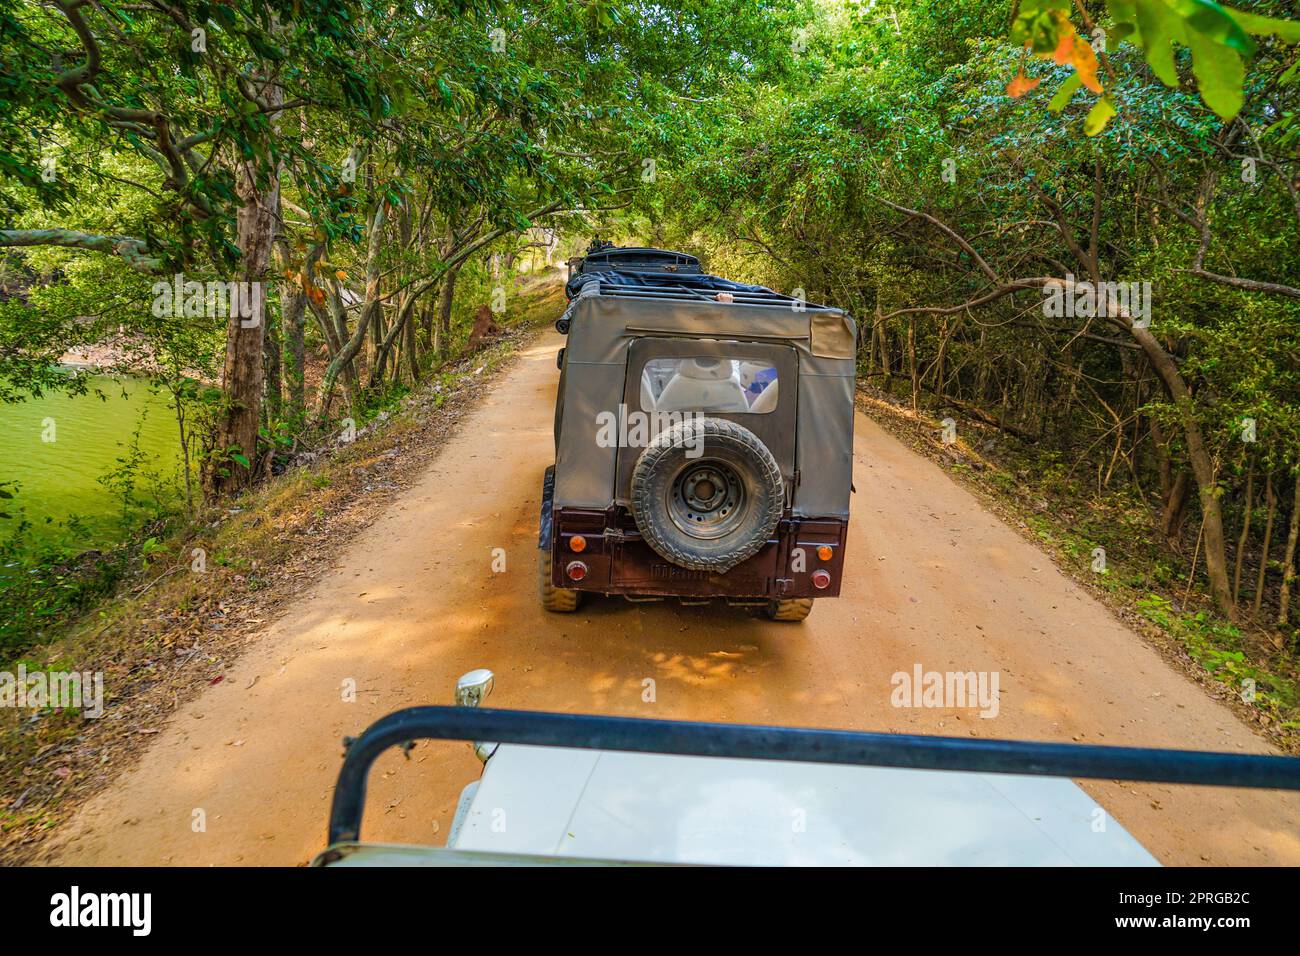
326, 706, 1300, 845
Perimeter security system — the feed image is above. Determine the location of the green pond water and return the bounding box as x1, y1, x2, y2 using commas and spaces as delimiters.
0, 374, 185, 550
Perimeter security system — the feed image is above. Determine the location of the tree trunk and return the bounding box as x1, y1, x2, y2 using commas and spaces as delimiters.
420, 299, 434, 352
1233, 458, 1254, 606
863, 314, 878, 379
316, 199, 386, 421
1128, 323, 1235, 618
907, 317, 918, 412
263, 306, 282, 424
1277, 469, 1300, 628
434, 263, 461, 358
206, 81, 282, 497
874, 307, 892, 393
283, 282, 306, 419
369, 306, 386, 381
1162, 469, 1191, 544
369, 303, 412, 389
1254, 472, 1277, 616
402, 289, 420, 382
927, 316, 961, 397
1150, 418, 1174, 499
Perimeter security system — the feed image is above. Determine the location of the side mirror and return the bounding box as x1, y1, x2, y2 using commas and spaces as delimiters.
455, 669, 494, 708
455, 669, 497, 763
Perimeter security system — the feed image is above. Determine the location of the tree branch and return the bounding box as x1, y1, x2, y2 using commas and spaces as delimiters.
0, 229, 162, 272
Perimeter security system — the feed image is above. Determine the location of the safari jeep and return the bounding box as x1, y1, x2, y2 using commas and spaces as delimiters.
314, 668, 1300, 867
539, 244, 858, 621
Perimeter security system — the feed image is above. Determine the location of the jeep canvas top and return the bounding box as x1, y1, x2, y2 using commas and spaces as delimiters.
541, 242, 858, 621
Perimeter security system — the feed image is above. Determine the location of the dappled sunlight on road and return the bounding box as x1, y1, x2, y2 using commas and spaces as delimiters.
44, 330, 1300, 868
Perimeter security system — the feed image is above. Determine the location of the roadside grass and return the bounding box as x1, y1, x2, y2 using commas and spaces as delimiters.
0, 461, 184, 655
857, 387, 1300, 748
0, 273, 565, 853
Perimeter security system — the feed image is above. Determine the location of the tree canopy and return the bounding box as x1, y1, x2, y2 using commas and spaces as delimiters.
2, 0, 1299, 645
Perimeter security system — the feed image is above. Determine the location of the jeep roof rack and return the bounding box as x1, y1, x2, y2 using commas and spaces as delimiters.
590, 280, 839, 312
576, 245, 702, 277
565, 243, 840, 312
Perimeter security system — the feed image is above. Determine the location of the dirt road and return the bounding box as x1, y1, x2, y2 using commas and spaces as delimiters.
45, 332, 1300, 866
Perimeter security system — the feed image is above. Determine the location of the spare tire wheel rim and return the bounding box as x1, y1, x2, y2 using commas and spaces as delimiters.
668, 460, 746, 540
630, 416, 784, 573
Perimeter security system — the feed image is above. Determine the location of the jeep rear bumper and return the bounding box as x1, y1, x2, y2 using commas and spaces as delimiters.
546, 506, 848, 600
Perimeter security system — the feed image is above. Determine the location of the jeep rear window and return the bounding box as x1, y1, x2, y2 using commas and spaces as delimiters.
640, 357, 778, 414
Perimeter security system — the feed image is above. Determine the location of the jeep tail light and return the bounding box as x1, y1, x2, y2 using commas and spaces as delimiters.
569, 535, 587, 553
566, 560, 588, 582
812, 569, 831, 589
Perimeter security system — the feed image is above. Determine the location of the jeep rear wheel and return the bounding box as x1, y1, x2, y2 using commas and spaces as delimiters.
765, 598, 813, 622
538, 547, 580, 613
631, 417, 784, 573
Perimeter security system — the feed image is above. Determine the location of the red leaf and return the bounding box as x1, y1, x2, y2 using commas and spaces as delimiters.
1007, 71, 1042, 98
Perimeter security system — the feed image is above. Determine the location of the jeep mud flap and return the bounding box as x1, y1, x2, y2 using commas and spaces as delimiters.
538, 465, 556, 550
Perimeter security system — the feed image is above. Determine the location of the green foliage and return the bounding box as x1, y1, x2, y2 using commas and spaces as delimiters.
1138, 593, 1298, 724
0, 506, 129, 655
1006, 0, 1299, 133
645, 0, 1299, 710
1, 0, 1297, 700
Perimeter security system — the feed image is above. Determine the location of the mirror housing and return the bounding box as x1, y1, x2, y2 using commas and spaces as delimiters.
455, 669, 495, 708
454, 669, 497, 762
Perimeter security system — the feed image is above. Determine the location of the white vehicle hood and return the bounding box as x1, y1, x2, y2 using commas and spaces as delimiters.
447, 743, 1159, 866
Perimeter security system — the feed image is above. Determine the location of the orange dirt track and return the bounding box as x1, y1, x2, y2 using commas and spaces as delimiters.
44, 333, 1300, 866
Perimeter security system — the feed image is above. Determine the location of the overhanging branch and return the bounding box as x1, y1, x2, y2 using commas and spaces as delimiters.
0, 229, 162, 273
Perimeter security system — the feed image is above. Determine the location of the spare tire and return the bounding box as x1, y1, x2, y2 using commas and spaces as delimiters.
631, 417, 784, 573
